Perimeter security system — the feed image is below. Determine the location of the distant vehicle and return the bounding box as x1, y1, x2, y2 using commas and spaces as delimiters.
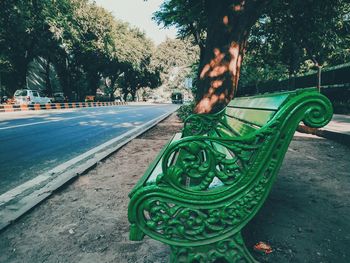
52, 92, 66, 103
114, 96, 122, 102
183, 98, 193, 104
148, 95, 161, 103
1, 96, 8, 104
14, 89, 51, 104
85, 95, 95, 102
171, 92, 183, 104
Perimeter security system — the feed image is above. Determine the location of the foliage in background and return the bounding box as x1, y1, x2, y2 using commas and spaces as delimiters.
240, 0, 350, 88
176, 101, 195, 122
2, 0, 349, 105
151, 38, 199, 96
153, 0, 207, 57
152, 38, 197, 80
154, 0, 350, 112
0, 0, 160, 101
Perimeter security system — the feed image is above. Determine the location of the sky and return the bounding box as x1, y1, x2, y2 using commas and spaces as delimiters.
94, 0, 177, 45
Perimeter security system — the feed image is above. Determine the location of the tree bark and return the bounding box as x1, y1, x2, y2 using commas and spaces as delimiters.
62, 58, 71, 99
17, 61, 29, 90
45, 57, 53, 96
87, 71, 100, 96
123, 91, 128, 102
195, 0, 266, 113
109, 76, 118, 101
131, 89, 136, 101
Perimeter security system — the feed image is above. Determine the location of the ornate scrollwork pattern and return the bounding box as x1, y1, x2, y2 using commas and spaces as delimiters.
157, 125, 277, 192
170, 233, 256, 263
182, 111, 224, 137
139, 131, 283, 243
143, 173, 271, 242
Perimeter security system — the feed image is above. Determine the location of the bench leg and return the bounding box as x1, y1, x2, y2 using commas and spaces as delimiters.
169, 232, 257, 263
129, 224, 145, 241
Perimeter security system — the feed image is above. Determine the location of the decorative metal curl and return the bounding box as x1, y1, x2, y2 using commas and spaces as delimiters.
140, 174, 269, 243
302, 96, 333, 128
157, 132, 272, 192
182, 111, 224, 136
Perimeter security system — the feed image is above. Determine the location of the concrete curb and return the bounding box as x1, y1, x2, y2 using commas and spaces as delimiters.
297, 124, 350, 147
0, 101, 127, 113
0, 108, 177, 231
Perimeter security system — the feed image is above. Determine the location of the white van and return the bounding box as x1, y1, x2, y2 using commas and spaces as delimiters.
14, 89, 51, 104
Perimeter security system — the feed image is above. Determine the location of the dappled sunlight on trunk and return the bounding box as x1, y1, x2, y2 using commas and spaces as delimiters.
194, 0, 266, 114
195, 42, 245, 114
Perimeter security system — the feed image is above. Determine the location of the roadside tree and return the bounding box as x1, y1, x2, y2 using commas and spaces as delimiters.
154, 0, 350, 113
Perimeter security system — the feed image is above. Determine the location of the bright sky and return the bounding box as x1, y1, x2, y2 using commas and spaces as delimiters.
94, 0, 177, 45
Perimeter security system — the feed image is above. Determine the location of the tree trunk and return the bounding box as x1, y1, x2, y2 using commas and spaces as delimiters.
87, 72, 100, 96
317, 65, 322, 92
55, 57, 71, 99
123, 92, 128, 102
110, 76, 117, 101
45, 57, 53, 96
17, 56, 30, 90
288, 70, 296, 90
195, 0, 266, 113
131, 89, 136, 101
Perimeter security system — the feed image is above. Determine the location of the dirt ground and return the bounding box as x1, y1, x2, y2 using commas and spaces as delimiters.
0, 114, 349, 263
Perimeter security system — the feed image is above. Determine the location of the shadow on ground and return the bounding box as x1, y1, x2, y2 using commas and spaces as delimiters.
244, 134, 350, 263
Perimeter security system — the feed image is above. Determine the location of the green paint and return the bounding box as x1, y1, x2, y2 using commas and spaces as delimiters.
128, 88, 333, 263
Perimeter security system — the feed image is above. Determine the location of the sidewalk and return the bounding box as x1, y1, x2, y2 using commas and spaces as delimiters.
325, 114, 350, 135
0, 114, 349, 263
298, 114, 350, 146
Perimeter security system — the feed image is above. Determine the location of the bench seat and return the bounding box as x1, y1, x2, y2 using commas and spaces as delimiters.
128, 88, 333, 263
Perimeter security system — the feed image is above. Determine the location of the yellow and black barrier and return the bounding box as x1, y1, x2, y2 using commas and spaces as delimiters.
0, 101, 127, 113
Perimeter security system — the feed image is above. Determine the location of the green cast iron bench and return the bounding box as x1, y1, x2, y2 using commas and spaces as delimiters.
128, 88, 333, 263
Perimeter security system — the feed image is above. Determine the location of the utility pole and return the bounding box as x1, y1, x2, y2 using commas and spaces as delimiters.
310, 54, 322, 93
0, 72, 2, 96
317, 65, 322, 93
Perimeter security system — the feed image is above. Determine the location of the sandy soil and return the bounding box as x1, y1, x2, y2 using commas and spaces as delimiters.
0, 114, 349, 263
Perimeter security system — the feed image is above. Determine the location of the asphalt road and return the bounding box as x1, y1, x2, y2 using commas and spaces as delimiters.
0, 104, 177, 195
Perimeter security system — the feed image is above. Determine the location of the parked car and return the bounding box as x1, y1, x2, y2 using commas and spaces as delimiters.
85, 95, 95, 102
14, 89, 51, 104
51, 92, 66, 103
171, 92, 183, 104
114, 96, 122, 102
1, 96, 8, 104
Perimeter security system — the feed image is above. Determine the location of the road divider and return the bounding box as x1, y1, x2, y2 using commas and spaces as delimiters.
0, 101, 127, 113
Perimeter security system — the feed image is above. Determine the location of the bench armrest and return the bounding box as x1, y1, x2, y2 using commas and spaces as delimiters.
182, 110, 225, 136
156, 129, 272, 193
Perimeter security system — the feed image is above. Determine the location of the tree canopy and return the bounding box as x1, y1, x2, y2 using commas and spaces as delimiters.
2, 0, 349, 106
151, 37, 199, 95
0, 0, 163, 101
154, 0, 350, 112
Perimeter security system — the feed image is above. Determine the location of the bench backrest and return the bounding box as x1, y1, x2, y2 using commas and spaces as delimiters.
178, 87, 333, 193
213, 91, 297, 138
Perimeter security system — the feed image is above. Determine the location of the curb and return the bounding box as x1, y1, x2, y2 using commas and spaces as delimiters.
0, 101, 127, 113
297, 125, 350, 147
0, 108, 177, 231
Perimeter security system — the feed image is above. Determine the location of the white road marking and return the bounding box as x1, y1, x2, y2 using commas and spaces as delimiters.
0, 106, 162, 130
